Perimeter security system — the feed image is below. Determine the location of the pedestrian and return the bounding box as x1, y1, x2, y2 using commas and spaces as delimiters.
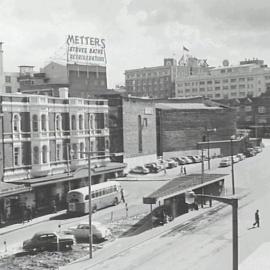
163, 167, 167, 175
51, 199, 57, 213
120, 187, 125, 203
183, 166, 187, 175
253, 209, 260, 228
180, 165, 184, 175
26, 206, 32, 222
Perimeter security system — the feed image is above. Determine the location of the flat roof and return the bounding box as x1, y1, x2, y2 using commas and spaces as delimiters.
155, 103, 222, 110
143, 173, 228, 204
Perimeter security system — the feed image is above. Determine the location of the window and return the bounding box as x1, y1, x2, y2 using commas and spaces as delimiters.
258, 106, 266, 114
5, 76, 11, 83
42, 145, 47, 163
143, 118, 148, 127
90, 114, 94, 129
13, 114, 21, 132
231, 85, 237, 90
258, 118, 267, 124
80, 142, 84, 158
223, 86, 229, 90
5, 86, 12, 93
14, 147, 20, 166
215, 93, 221, 98
33, 146, 39, 164
231, 78, 237, 83
71, 115, 76, 130
32, 115, 38, 132
79, 114, 84, 130
41, 114, 47, 131
199, 81, 205, 85
56, 144, 61, 161
223, 79, 228, 83
199, 88, 205, 92
215, 86, 220, 90
90, 141, 94, 152
245, 106, 252, 112
239, 78, 245, 82
72, 144, 78, 159
207, 81, 212, 85
247, 77, 254, 81
55, 114, 62, 131
214, 80, 220, 84
239, 84, 245, 89
245, 116, 252, 122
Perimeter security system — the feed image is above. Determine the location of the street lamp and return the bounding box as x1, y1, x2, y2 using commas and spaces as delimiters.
230, 135, 236, 195
185, 191, 238, 270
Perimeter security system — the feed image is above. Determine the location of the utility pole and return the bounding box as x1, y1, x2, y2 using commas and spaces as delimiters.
87, 152, 92, 259
230, 138, 235, 195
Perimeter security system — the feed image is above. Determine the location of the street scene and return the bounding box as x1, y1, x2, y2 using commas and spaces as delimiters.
1, 1, 270, 269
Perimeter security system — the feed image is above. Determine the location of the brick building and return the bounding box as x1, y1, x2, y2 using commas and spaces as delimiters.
156, 101, 236, 158
0, 89, 125, 223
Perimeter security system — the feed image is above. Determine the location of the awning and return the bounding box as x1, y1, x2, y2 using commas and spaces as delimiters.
0, 182, 31, 198
8, 162, 127, 188
143, 173, 228, 204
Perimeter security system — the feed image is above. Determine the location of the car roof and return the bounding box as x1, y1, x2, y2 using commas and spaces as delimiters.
34, 231, 56, 236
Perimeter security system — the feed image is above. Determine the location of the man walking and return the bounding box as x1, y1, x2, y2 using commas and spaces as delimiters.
253, 209, 260, 228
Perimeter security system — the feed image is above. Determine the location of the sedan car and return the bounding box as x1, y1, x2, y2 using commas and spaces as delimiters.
166, 159, 178, 168
130, 166, 150, 174
187, 155, 201, 163
171, 157, 186, 165
237, 153, 246, 161
64, 222, 111, 242
144, 162, 162, 173
219, 158, 231, 167
23, 231, 75, 252
181, 157, 193, 164
232, 155, 240, 163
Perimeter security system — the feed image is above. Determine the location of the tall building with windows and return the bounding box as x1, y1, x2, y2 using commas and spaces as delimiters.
3, 72, 19, 93
175, 59, 270, 100
0, 89, 125, 222
125, 58, 177, 99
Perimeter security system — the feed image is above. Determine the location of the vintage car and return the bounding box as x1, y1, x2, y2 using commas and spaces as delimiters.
23, 231, 75, 252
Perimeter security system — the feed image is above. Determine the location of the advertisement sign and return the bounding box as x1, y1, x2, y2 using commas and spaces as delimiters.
66, 34, 106, 66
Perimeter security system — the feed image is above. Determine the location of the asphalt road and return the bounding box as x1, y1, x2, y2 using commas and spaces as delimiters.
61, 144, 270, 270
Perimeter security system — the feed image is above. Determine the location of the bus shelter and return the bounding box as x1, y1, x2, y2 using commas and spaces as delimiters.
143, 173, 228, 220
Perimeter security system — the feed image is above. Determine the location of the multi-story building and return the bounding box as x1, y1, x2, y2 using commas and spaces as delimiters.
0, 42, 3, 93
3, 72, 19, 93
18, 62, 107, 98
125, 58, 177, 99
0, 88, 125, 223
175, 59, 270, 100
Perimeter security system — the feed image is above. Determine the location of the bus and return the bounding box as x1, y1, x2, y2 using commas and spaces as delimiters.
66, 181, 122, 215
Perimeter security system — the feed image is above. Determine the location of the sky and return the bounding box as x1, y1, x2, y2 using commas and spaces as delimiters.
1, 0, 270, 88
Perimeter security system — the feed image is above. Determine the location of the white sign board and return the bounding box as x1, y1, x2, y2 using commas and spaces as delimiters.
66, 34, 106, 66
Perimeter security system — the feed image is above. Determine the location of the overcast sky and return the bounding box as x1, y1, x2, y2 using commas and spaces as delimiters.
1, 0, 270, 87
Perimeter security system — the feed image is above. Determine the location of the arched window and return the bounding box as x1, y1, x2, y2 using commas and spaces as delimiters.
79, 114, 84, 130
80, 142, 84, 158
33, 146, 39, 164
32, 115, 38, 132
55, 114, 62, 131
42, 145, 47, 163
41, 114, 47, 131
13, 114, 21, 132
71, 115, 76, 130
72, 144, 78, 159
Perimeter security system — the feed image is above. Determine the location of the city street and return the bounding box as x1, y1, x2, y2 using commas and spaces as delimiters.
61, 142, 270, 270
0, 143, 269, 269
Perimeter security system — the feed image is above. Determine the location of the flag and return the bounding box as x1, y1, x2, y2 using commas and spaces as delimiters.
183, 46, 189, 52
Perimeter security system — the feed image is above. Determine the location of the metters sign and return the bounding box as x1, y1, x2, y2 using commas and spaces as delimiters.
66, 34, 106, 65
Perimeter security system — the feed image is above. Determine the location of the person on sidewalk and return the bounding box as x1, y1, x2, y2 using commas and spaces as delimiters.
183, 166, 187, 175
120, 187, 125, 203
253, 209, 260, 228
180, 165, 184, 175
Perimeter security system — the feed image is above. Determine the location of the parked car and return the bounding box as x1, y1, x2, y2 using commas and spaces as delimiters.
193, 155, 202, 162
181, 156, 193, 164
254, 146, 262, 154
157, 159, 169, 169
130, 166, 150, 174
237, 153, 246, 161
187, 155, 201, 163
23, 231, 75, 252
144, 162, 162, 173
219, 158, 231, 167
171, 157, 186, 165
232, 155, 240, 163
166, 159, 178, 168
64, 222, 111, 242
244, 148, 256, 157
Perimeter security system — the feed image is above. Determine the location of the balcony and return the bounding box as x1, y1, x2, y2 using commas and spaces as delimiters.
31, 163, 51, 177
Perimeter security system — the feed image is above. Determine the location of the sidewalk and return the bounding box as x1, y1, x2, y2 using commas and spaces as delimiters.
0, 210, 66, 236
60, 202, 227, 270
